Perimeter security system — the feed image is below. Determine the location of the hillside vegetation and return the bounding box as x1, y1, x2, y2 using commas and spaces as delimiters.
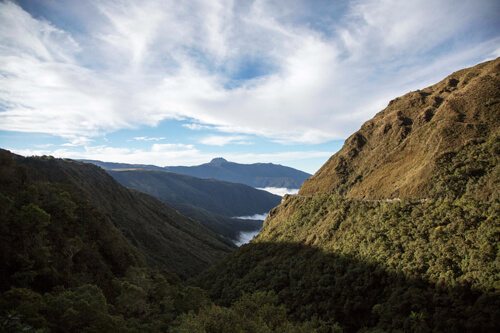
0, 151, 234, 279
198, 58, 500, 332
1, 150, 320, 331
108, 169, 280, 217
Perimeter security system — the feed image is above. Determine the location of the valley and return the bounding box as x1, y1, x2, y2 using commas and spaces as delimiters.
1, 58, 498, 332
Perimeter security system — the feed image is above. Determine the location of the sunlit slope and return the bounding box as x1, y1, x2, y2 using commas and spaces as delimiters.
301, 57, 500, 200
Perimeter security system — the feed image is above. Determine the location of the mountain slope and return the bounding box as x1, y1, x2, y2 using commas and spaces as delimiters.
166, 202, 264, 242
197, 59, 500, 332
0, 149, 251, 332
301, 57, 500, 200
107, 169, 281, 217
2, 151, 234, 279
164, 158, 312, 188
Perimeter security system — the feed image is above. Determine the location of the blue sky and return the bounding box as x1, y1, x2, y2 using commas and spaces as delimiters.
0, 0, 499, 174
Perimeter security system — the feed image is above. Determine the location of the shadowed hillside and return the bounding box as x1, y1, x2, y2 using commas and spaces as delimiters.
1, 150, 234, 279
1, 150, 316, 331
82, 157, 312, 189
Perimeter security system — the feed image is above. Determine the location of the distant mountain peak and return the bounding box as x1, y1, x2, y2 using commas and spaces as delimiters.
210, 157, 228, 163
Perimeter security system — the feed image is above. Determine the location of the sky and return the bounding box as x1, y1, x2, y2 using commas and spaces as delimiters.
0, 0, 499, 174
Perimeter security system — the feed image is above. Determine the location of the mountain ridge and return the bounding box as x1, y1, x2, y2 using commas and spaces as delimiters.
82, 158, 312, 189
107, 168, 281, 217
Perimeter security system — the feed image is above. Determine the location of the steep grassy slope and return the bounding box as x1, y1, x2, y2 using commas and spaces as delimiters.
301, 57, 500, 199
2, 151, 234, 278
198, 59, 500, 332
107, 169, 281, 217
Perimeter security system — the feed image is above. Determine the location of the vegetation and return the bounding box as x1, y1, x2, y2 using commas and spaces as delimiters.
107, 169, 281, 217
0, 149, 237, 281
199, 194, 499, 331
0, 149, 302, 332
168, 203, 263, 242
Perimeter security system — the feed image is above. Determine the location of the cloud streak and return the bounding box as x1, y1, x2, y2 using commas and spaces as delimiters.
1, 0, 499, 146
199, 135, 253, 146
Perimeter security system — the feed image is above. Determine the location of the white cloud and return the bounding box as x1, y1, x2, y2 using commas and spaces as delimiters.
199, 135, 253, 146
133, 136, 165, 141
1, 0, 499, 145
151, 143, 195, 152
61, 136, 94, 147
182, 123, 213, 131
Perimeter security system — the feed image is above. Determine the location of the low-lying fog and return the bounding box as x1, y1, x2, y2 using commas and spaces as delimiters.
233, 188, 300, 246
257, 187, 300, 196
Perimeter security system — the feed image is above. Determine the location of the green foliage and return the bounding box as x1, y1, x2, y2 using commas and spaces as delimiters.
432, 132, 500, 201
199, 193, 500, 331
0, 149, 235, 332
173, 291, 338, 333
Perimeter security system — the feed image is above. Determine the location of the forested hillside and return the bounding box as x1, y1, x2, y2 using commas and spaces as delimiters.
108, 169, 280, 217
0, 151, 234, 278
0, 150, 319, 331
197, 58, 500, 332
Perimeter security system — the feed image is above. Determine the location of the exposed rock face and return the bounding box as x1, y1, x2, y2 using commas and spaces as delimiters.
300, 57, 500, 199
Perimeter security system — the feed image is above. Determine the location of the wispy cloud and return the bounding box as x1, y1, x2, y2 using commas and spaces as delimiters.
133, 136, 165, 141
1, 0, 499, 146
61, 137, 94, 147
199, 135, 253, 146
182, 123, 213, 131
